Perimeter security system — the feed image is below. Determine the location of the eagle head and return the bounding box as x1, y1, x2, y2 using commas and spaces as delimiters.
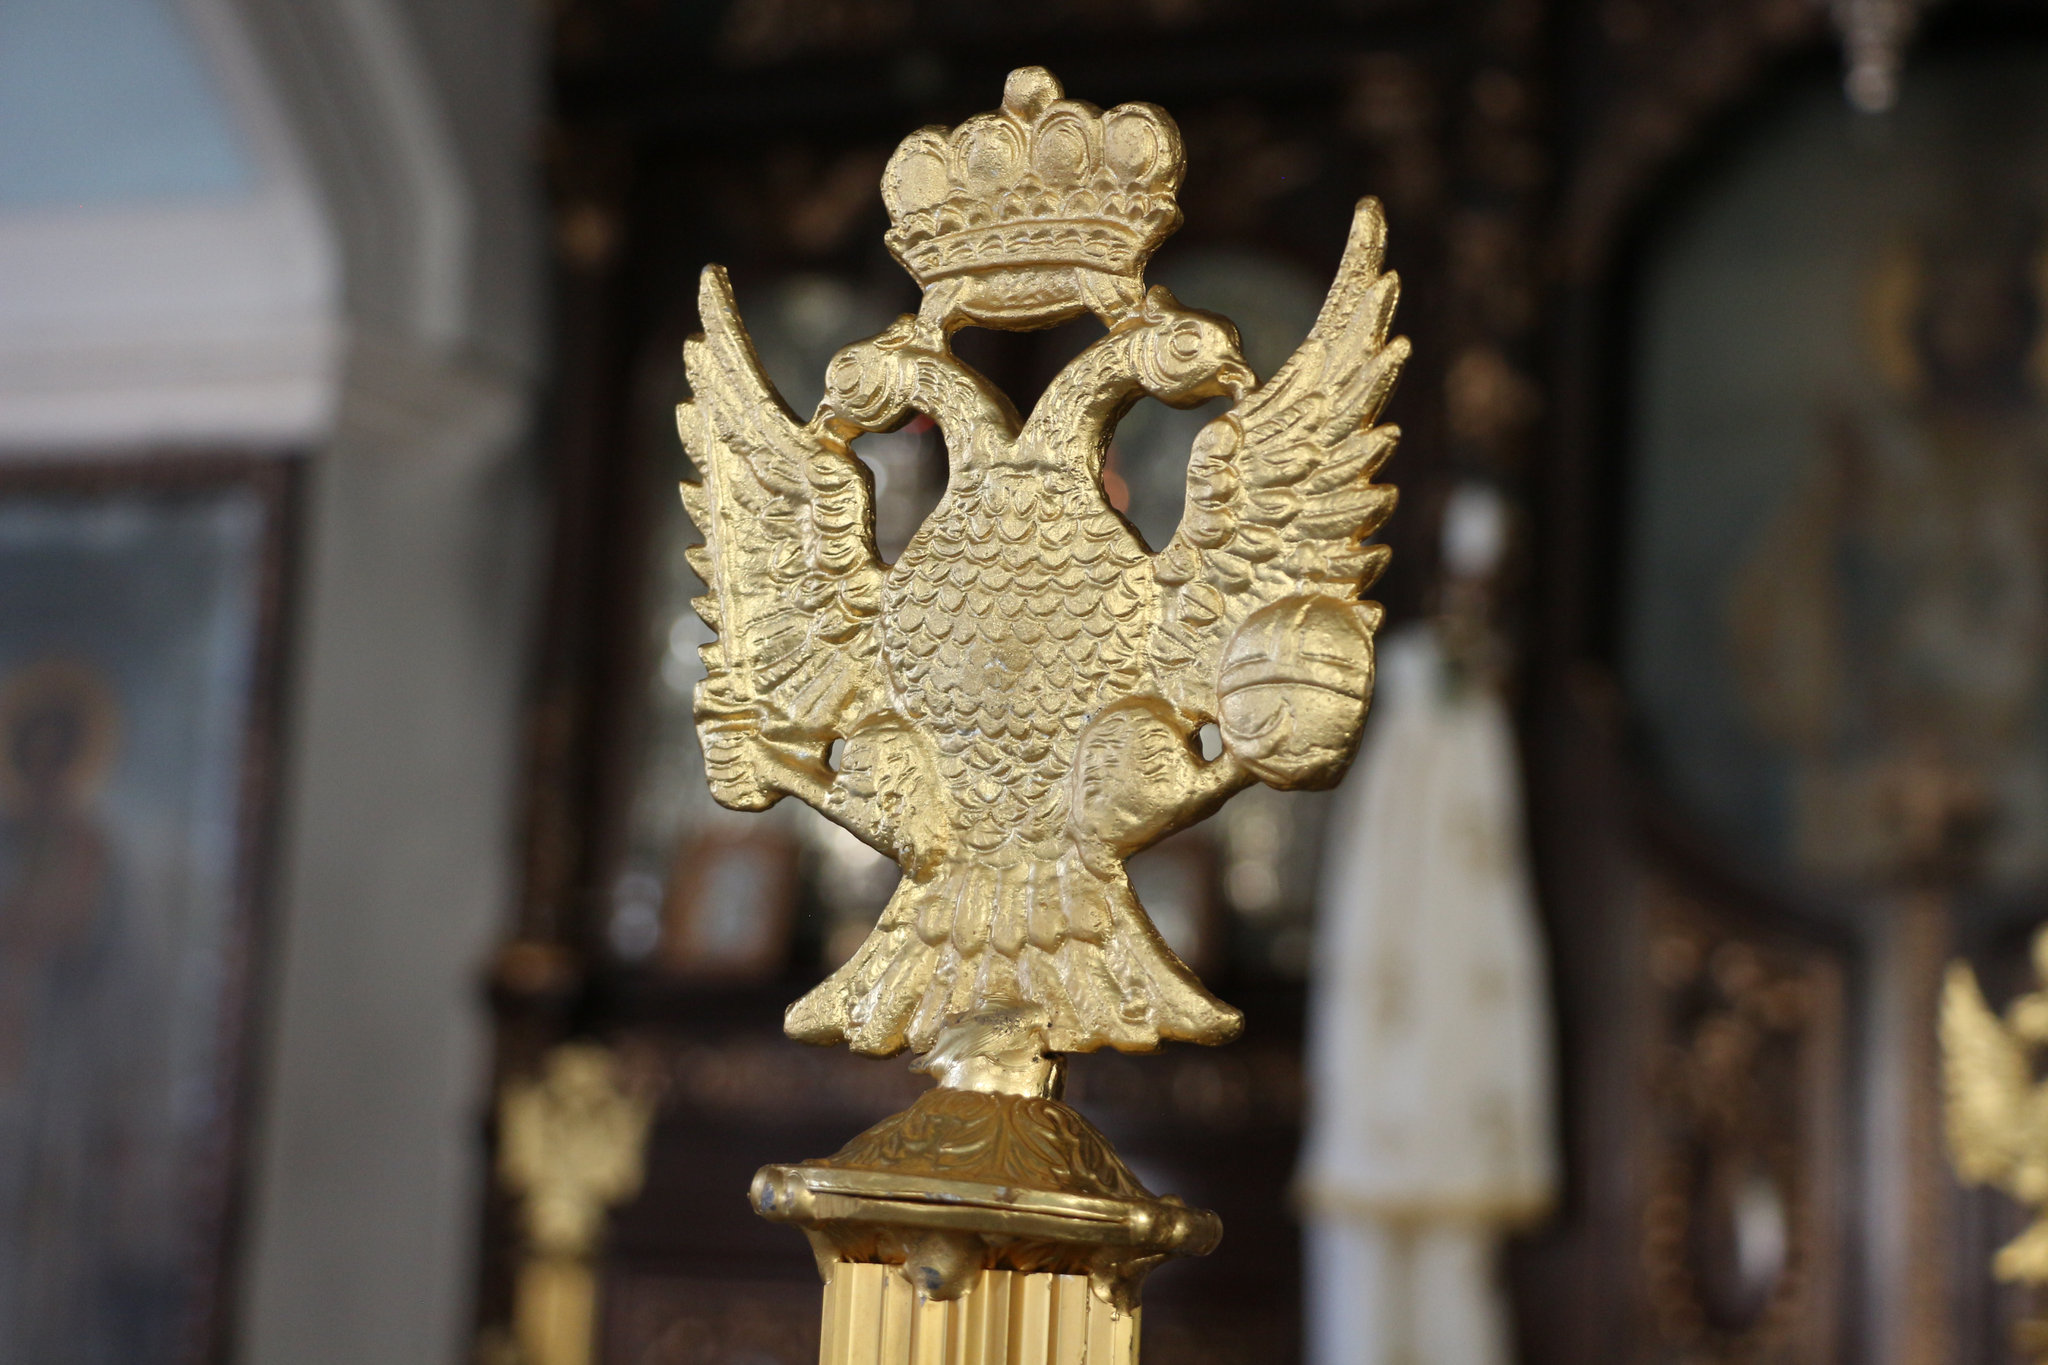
821, 315, 922, 432
1127, 285, 1255, 407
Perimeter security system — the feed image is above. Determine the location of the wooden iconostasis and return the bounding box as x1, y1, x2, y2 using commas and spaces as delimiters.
488, 1, 2048, 1362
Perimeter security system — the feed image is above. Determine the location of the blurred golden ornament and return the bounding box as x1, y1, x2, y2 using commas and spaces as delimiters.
1942, 927, 2048, 1357
495, 1045, 655, 1365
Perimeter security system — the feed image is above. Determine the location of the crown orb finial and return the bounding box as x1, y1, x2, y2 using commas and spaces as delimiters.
882, 66, 1185, 334
1002, 65, 1063, 119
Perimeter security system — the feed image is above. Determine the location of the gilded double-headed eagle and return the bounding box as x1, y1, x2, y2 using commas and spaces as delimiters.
680, 68, 1404, 1057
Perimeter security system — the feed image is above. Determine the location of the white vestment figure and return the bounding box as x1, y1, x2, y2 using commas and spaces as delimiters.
1299, 622, 1557, 1365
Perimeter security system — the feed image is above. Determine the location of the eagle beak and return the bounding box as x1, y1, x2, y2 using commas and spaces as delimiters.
1217, 360, 1254, 401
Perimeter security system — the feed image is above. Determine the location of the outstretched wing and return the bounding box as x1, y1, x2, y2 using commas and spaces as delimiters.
1147, 198, 1405, 716
678, 266, 887, 809
1942, 962, 2031, 1189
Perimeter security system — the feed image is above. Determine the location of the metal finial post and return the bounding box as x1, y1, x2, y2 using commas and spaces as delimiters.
677, 66, 1405, 1362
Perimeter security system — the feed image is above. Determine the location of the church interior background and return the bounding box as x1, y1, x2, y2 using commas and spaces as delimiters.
4, 0, 2048, 1363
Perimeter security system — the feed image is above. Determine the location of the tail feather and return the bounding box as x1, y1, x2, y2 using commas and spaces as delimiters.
915, 878, 953, 942
1054, 935, 1129, 1043
785, 852, 1243, 1056
1059, 862, 1112, 943
1026, 864, 1066, 951
1016, 945, 1078, 1035
949, 864, 997, 952
907, 950, 966, 1049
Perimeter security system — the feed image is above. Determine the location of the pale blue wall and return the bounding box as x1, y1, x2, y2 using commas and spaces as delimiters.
0, 0, 254, 207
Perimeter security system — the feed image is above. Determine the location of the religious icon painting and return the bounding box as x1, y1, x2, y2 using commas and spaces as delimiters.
0, 458, 292, 1365
658, 828, 799, 980
1624, 51, 2048, 897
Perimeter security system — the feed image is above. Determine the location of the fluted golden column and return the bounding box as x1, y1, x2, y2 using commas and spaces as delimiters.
817, 1265, 1137, 1365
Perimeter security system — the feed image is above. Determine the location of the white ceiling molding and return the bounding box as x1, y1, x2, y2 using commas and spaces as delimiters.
329, 0, 473, 348
223, 0, 542, 458
225, 0, 499, 356
336, 331, 532, 475
0, 195, 340, 450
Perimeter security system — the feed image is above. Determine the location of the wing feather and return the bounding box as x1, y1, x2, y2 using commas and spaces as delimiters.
678, 266, 886, 807
1147, 198, 1406, 715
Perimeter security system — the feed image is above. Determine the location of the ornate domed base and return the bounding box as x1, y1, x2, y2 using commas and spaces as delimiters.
753, 1086, 1220, 1308
750, 1012, 1220, 1364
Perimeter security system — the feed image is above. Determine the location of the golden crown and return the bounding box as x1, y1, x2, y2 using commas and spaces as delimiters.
881, 67, 1183, 297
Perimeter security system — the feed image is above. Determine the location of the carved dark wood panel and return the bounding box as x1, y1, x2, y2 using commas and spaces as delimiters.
1517, 5, 2048, 1363
1635, 875, 1848, 1362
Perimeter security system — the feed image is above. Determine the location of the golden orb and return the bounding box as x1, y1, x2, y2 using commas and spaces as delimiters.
1215, 595, 1380, 789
